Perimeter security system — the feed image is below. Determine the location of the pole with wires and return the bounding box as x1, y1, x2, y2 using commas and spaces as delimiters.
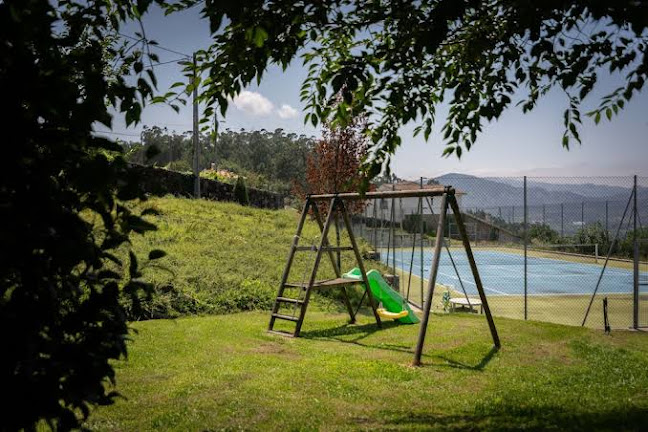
192, 52, 200, 198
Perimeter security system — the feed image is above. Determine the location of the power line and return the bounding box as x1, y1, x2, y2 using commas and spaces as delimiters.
117, 32, 191, 58
93, 130, 140, 137
153, 57, 187, 66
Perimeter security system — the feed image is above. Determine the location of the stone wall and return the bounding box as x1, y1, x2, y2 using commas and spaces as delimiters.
129, 164, 284, 210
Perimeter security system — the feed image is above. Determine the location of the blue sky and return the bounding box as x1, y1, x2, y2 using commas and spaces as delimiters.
97, 5, 648, 180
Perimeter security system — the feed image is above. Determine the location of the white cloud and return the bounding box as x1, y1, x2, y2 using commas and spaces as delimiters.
277, 104, 299, 119
231, 91, 274, 116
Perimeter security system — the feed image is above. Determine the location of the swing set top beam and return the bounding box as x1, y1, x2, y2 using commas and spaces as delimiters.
308, 186, 454, 201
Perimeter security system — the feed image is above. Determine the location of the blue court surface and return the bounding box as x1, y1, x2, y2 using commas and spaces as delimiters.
379, 248, 648, 296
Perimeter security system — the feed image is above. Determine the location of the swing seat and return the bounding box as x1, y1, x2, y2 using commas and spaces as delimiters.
377, 308, 409, 320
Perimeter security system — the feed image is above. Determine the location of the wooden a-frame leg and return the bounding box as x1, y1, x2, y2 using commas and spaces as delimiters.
269, 199, 311, 331
339, 200, 382, 328
413, 193, 448, 366
448, 195, 501, 349
294, 198, 338, 337
312, 203, 356, 323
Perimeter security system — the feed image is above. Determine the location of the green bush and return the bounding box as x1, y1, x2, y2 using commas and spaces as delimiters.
529, 223, 560, 244
1, 1, 162, 429
234, 177, 250, 205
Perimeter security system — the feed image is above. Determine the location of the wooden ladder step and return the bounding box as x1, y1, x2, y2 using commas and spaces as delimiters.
271, 313, 300, 322
267, 329, 295, 337
276, 297, 304, 305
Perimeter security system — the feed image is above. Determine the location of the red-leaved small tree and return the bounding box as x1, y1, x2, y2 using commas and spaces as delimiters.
294, 116, 371, 218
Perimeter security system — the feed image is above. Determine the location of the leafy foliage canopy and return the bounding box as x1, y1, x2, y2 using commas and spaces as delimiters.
1, 0, 166, 429
179, 0, 648, 180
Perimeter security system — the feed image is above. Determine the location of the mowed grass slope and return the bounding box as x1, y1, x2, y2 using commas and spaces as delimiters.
126, 196, 372, 318
88, 311, 648, 431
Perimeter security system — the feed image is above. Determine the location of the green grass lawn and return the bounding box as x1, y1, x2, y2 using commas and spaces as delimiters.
87, 311, 648, 431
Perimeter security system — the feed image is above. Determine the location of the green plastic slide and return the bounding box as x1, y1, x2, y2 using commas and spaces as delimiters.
343, 268, 420, 324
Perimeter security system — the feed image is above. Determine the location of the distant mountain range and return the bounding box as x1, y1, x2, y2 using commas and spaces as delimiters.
434, 173, 647, 234
435, 173, 645, 208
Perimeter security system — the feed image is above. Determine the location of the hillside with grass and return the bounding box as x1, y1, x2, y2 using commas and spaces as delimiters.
125, 196, 375, 319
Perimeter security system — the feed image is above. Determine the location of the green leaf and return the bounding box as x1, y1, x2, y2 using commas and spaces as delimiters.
442, 147, 455, 156
253, 27, 268, 48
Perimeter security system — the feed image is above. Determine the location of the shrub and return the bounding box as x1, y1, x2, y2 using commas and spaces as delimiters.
234, 177, 250, 205
1, 1, 162, 429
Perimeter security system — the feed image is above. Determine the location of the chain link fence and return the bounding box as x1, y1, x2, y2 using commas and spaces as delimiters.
352, 176, 648, 330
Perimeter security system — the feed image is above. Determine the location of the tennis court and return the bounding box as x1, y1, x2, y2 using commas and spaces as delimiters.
380, 248, 648, 297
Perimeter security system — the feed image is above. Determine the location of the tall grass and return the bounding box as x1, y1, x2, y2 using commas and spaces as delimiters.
125, 196, 376, 319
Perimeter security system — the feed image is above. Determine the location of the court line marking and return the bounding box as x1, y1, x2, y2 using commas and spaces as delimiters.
436, 270, 508, 295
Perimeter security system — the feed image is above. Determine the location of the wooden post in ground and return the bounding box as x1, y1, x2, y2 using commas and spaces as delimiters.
339, 200, 382, 327
311, 203, 355, 323
448, 195, 501, 349
413, 193, 448, 366
293, 199, 338, 336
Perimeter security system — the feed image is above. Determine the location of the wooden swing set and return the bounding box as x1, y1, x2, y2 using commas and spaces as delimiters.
268, 186, 500, 365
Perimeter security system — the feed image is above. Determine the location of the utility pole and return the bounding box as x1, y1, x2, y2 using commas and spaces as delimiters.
192, 52, 200, 198
212, 110, 218, 168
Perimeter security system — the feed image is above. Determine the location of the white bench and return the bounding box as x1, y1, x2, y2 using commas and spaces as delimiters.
449, 297, 483, 314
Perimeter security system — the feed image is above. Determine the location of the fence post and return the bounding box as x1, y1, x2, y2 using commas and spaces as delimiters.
391, 183, 396, 275
361, 204, 366, 240
605, 200, 609, 235
524, 176, 528, 320
420, 177, 424, 307
373, 200, 378, 249
634, 175, 639, 329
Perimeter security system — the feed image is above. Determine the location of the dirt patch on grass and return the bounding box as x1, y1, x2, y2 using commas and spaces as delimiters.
250, 342, 300, 358
523, 339, 574, 366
